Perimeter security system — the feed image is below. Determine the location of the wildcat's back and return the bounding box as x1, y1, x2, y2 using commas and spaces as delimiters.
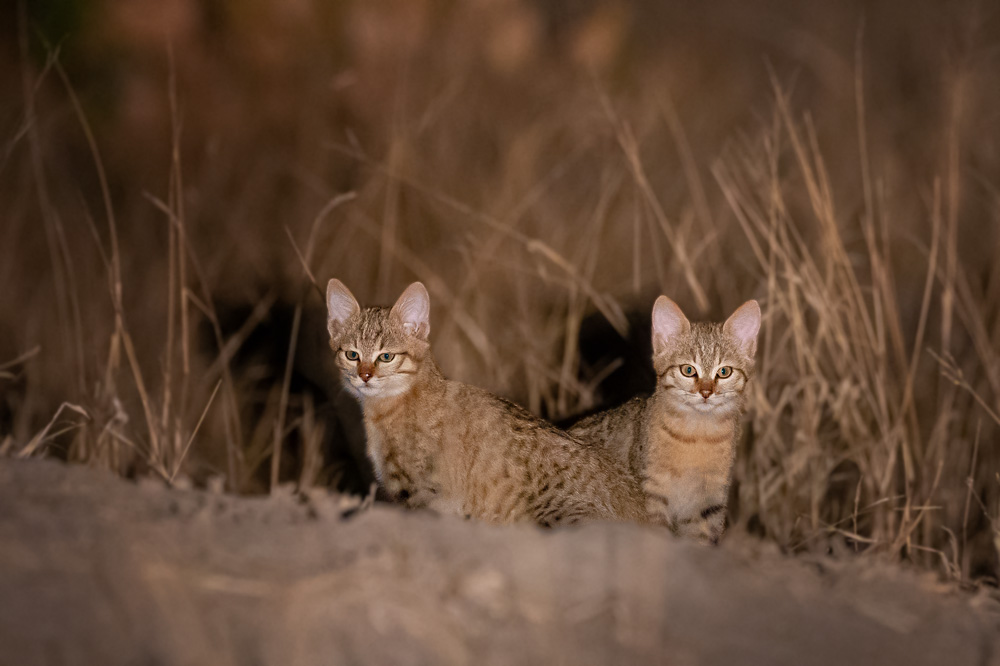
435, 384, 646, 525
567, 396, 647, 475
327, 280, 648, 527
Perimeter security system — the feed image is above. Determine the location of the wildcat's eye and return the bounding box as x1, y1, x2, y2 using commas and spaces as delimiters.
344, 350, 360, 361
378, 353, 395, 363
716, 366, 732, 378
680, 364, 697, 377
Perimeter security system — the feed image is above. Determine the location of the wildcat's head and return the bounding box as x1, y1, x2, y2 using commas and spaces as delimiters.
326, 280, 432, 400
650, 297, 760, 416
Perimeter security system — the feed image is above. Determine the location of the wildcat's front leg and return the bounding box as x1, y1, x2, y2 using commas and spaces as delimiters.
675, 504, 727, 545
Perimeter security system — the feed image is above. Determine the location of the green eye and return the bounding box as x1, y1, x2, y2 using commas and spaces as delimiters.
378, 353, 395, 363
680, 364, 697, 377
344, 350, 359, 361
717, 366, 732, 378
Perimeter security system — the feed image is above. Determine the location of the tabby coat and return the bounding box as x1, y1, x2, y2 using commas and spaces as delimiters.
326, 279, 649, 527
569, 297, 761, 543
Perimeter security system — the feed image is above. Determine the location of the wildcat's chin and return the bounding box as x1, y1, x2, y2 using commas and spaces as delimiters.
679, 392, 740, 416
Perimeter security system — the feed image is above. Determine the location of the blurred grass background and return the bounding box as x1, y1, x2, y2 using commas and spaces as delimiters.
1, 0, 998, 581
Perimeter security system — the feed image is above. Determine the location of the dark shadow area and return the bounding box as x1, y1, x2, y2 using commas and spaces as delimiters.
557, 308, 656, 428
207, 300, 374, 495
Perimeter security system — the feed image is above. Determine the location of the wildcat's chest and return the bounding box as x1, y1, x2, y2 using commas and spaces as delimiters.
365, 406, 447, 510
645, 419, 734, 513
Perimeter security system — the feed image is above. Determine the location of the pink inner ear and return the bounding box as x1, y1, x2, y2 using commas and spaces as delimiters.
724, 300, 761, 352
652, 296, 690, 353
326, 279, 359, 329
392, 282, 431, 339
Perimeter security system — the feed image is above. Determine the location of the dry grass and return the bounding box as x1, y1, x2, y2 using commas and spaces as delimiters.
1, 0, 998, 581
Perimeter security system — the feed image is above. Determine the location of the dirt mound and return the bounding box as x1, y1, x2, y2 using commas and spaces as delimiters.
1, 459, 997, 666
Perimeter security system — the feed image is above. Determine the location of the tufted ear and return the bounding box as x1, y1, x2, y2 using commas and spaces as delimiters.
390, 282, 431, 340
326, 279, 360, 339
723, 299, 761, 356
651, 295, 690, 355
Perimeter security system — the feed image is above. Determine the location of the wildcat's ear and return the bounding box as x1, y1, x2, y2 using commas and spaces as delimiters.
723, 299, 761, 356
326, 279, 360, 339
652, 296, 690, 355
391, 282, 431, 340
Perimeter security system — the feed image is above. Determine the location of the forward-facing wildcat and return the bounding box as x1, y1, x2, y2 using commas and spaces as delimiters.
569, 297, 760, 543
326, 279, 649, 527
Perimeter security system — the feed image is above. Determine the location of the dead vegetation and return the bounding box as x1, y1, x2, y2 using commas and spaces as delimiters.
1, 0, 998, 582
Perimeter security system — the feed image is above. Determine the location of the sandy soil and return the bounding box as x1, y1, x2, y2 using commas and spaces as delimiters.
1, 459, 998, 666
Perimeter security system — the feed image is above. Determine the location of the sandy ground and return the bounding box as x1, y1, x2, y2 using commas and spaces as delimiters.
1, 459, 998, 666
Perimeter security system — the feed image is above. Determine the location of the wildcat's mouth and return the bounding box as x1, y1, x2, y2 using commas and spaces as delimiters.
683, 393, 737, 414
345, 376, 410, 399
345, 378, 384, 397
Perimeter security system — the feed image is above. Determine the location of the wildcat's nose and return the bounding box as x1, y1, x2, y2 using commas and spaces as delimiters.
697, 379, 715, 399
358, 363, 374, 383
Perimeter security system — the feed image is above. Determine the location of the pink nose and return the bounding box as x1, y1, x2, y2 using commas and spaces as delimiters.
358, 364, 374, 383
699, 388, 713, 399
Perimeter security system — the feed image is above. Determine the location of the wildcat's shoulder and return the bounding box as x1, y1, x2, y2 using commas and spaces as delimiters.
568, 395, 648, 469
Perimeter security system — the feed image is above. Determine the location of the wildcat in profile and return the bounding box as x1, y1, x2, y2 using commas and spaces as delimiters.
569, 297, 761, 543
325, 279, 649, 527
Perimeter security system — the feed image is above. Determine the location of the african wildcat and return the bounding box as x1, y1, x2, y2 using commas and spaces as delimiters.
569, 297, 760, 543
325, 279, 649, 527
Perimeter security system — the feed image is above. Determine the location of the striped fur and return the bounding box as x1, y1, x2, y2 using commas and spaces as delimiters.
326, 279, 649, 527
570, 297, 760, 543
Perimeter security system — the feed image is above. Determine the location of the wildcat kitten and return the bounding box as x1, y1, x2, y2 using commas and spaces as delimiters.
569, 297, 760, 543
325, 279, 649, 527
